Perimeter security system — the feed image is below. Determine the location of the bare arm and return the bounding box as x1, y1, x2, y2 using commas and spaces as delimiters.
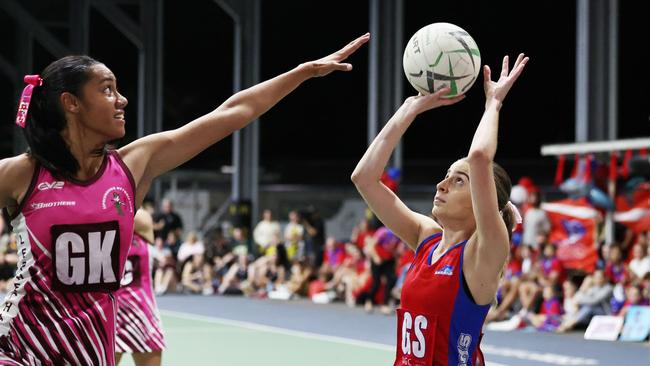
351, 89, 464, 249
119, 34, 370, 206
467, 54, 529, 276
0, 155, 36, 212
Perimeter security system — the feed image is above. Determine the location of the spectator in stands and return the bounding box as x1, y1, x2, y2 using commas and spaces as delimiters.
351, 217, 374, 251
153, 198, 183, 240
181, 254, 207, 294
521, 190, 550, 250
230, 227, 251, 258
519, 243, 563, 315
360, 226, 399, 315
562, 279, 580, 323
486, 250, 523, 322
604, 244, 628, 284
557, 270, 613, 332
153, 236, 178, 295
618, 285, 648, 318
253, 209, 281, 255
320, 237, 346, 275
217, 252, 250, 295
628, 243, 650, 282
323, 243, 363, 305
300, 206, 325, 267
285, 259, 314, 298
177, 231, 205, 264
528, 284, 563, 332
203, 229, 233, 294
283, 210, 304, 260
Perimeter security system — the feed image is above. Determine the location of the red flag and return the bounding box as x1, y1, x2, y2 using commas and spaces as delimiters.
555, 155, 566, 186
615, 183, 650, 234
621, 150, 633, 178
609, 153, 618, 182
542, 198, 600, 273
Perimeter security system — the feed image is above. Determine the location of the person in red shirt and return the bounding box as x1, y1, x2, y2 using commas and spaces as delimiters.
352, 54, 528, 366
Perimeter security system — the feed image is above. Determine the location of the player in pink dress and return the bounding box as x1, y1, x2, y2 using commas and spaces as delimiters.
352, 54, 528, 365
0, 33, 369, 365
115, 209, 164, 365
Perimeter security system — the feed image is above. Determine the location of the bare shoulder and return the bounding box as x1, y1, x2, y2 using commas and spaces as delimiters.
0, 154, 37, 208
414, 212, 442, 248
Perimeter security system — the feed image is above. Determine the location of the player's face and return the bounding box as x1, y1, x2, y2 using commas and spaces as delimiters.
76, 64, 128, 141
432, 159, 473, 223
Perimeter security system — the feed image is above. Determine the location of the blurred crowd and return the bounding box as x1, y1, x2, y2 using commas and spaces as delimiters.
0, 162, 648, 343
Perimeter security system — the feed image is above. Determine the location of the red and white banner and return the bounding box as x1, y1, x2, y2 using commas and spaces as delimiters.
542, 198, 600, 273
614, 183, 650, 233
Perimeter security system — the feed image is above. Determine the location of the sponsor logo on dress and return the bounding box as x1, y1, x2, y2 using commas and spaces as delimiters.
37, 181, 65, 191
434, 264, 454, 276
101, 186, 133, 216
31, 201, 76, 210
457, 333, 472, 366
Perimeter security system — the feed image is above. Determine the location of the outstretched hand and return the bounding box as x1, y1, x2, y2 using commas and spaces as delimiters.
484, 53, 529, 107
403, 87, 465, 115
307, 33, 370, 77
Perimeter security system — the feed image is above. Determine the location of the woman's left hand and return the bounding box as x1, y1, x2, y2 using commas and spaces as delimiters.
484, 53, 529, 108
306, 33, 370, 77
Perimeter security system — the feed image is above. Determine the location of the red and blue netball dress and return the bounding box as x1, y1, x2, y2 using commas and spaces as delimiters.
395, 233, 490, 366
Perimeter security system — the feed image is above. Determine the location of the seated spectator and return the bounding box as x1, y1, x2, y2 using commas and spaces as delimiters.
519, 243, 563, 315
628, 243, 650, 282
562, 279, 580, 321
230, 227, 251, 258
604, 244, 628, 284
203, 229, 234, 294
486, 249, 523, 322
218, 253, 250, 295
181, 254, 207, 294
528, 285, 563, 332
285, 259, 314, 298
177, 231, 205, 264
618, 285, 649, 319
154, 237, 179, 295
324, 244, 366, 306
557, 270, 613, 332
320, 237, 346, 275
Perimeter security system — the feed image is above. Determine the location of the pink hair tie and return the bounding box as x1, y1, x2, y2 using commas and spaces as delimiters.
506, 201, 523, 225
15, 75, 43, 128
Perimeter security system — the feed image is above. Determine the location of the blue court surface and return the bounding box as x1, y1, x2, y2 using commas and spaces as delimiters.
118, 295, 650, 366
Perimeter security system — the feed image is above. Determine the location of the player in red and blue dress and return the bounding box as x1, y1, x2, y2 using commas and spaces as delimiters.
0, 34, 369, 365
353, 53, 529, 365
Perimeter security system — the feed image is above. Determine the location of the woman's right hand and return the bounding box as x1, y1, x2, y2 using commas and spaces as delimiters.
403, 87, 465, 116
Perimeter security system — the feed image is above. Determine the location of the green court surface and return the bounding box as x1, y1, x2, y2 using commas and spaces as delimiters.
119, 311, 394, 366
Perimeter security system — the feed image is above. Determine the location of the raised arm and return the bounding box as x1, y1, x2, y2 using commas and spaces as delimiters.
119, 34, 370, 205
351, 88, 464, 249
467, 53, 528, 273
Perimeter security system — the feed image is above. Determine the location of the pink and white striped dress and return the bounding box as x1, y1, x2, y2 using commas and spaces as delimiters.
114, 233, 165, 353
0, 151, 135, 365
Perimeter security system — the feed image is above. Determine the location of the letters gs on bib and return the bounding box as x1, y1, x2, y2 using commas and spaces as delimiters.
401, 311, 429, 359
51, 221, 121, 292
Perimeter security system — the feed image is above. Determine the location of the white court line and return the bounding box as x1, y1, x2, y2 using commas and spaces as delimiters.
161, 310, 600, 365
160, 309, 394, 351
481, 344, 599, 365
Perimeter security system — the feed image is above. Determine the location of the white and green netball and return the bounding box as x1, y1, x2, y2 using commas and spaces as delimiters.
403, 22, 481, 97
